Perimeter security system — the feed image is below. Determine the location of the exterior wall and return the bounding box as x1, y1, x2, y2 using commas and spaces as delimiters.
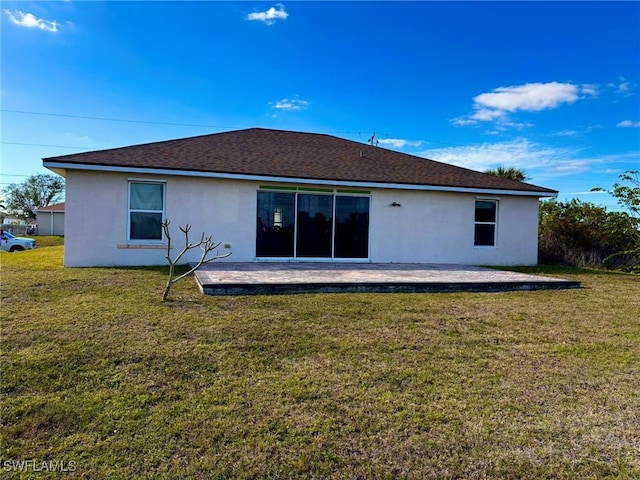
64, 170, 540, 267
64, 171, 254, 267
369, 189, 539, 265
36, 212, 65, 236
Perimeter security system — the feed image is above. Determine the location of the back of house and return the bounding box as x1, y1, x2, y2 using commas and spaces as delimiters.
43, 128, 557, 267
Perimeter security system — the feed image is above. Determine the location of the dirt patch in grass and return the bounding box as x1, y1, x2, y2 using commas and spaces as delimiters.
1, 247, 639, 478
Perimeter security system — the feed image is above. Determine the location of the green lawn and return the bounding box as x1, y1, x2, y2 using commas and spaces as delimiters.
1, 246, 639, 479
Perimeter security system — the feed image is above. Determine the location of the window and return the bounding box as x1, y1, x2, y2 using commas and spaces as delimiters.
129, 182, 164, 241
256, 189, 370, 258
474, 200, 497, 247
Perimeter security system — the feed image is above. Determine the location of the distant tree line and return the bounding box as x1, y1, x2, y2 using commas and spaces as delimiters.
538, 197, 639, 271
547, 170, 640, 272
486, 167, 639, 272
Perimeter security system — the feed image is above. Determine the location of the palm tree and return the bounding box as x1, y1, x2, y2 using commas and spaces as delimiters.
484, 166, 529, 182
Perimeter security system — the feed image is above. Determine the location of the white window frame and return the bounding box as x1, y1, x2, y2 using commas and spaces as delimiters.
474, 198, 498, 248
127, 180, 166, 243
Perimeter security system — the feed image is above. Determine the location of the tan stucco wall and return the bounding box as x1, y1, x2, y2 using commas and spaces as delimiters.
64, 170, 253, 266
64, 170, 540, 267
370, 189, 539, 265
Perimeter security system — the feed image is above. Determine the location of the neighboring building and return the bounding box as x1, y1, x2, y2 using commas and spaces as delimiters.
1, 215, 27, 226
36, 203, 65, 236
43, 128, 557, 267
1, 216, 34, 236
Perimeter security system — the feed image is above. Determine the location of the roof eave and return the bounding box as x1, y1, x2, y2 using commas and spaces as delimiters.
43, 161, 558, 198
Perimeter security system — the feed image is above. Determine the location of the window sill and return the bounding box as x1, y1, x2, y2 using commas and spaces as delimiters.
117, 243, 168, 250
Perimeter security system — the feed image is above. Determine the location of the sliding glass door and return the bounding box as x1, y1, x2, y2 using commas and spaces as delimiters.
296, 194, 333, 257
256, 192, 295, 257
334, 196, 369, 258
256, 190, 370, 259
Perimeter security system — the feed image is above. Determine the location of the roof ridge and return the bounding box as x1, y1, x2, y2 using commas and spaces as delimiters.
42, 128, 557, 195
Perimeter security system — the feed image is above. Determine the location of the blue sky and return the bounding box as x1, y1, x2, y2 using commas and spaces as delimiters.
2, 1, 639, 210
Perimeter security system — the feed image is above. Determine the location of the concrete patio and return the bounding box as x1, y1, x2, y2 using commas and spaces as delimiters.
194, 262, 580, 296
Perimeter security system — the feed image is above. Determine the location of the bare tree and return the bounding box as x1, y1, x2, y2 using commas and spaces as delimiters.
162, 220, 230, 301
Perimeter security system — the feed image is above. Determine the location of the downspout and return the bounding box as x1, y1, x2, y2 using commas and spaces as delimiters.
50, 212, 54, 236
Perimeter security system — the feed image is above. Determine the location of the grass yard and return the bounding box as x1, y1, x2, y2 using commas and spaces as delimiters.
1, 245, 639, 479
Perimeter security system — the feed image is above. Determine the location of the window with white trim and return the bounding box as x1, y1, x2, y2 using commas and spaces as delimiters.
129, 182, 165, 241
474, 199, 497, 247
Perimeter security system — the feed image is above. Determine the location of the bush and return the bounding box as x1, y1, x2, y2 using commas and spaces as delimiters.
539, 199, 640, 272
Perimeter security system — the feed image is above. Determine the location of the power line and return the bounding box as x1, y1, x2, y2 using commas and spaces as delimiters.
0, 108, 420, 143
1, 109, 365, 135
2, 141, 89, 150
1, 107, 545, 152
2, 109, 235, 129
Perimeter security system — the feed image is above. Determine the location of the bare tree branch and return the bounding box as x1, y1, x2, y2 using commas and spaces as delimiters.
162, 220, 231, 301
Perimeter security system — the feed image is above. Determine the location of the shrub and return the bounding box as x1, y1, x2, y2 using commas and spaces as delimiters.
539, 199, 640, 271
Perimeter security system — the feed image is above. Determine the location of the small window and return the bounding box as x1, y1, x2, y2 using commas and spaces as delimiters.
129, 182, 164, 241
474, 200, 497, 247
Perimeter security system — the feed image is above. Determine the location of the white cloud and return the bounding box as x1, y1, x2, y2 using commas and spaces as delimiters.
247, 4, 288, 25
454, 82, 598, 129
608, 78, 635, 96
580, 84, 599, 97
470, 108, 507, 121
552, 160, 593, 173
419, 140, 640, 183
551, 125, 603, 137
451, 117, 478, 127
418, 138, 603, 179
2, 9, 58, 32
551, 129, 579, 137
474, 82, 579, 113
377, 138, 423, 149
497, 120, 533, 130
617, 120, 640, 128
271, 97, 308, 111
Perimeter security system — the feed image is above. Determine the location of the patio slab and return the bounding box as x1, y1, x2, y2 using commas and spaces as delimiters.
193, 262, 580, 295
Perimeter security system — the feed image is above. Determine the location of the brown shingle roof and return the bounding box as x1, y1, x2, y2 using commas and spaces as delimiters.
43, 128, 556, 194
36, 202, 65, 212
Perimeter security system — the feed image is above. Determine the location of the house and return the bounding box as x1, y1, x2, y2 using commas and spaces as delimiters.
1, 215, 35, 236
36, 202, 65, 236
43, 128, 557, 267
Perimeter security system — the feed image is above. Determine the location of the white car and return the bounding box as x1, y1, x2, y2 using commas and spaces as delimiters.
0, 231, 37, 252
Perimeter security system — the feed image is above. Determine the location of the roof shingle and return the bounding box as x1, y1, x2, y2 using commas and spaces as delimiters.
43, 128, 556, 194
36, 202, 65, 212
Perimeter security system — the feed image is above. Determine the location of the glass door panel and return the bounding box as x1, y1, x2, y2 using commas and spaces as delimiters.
296, 194, 333, 257
334, 196, 369, 258
256, 192, 295, 257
